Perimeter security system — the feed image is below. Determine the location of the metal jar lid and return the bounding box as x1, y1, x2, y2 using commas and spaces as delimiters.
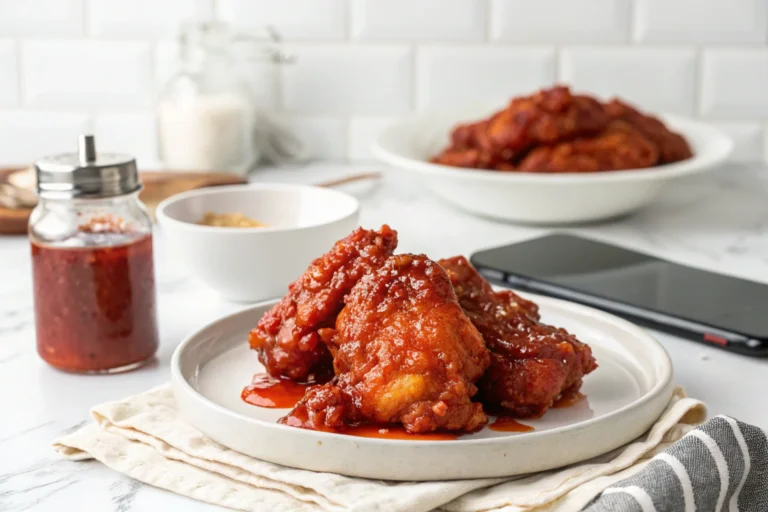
35, 134, 141, 199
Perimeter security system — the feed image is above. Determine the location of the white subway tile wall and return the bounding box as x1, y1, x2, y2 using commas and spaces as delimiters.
491, 0, 632, 43
218, 0, 348, 40
0, 0, 84, 38
0, 40, 18, 107
634, 0, 767, 43
0, 111, 90, 164
700, 49, 768, 119
21, 41, 153, 108
417, 46, 555, 108
560, 47, 697, 114
711, 122, 766, 162
272, 115, 348, 160
347, 117, 394, 160
281, 45, 411, 115
352, 0, 486, 41
1, 0, 767, 164
88, 0, 214, 39
92, 111, 159, 165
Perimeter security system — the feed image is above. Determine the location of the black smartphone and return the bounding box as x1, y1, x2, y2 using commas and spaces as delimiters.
470, 233, 768, 357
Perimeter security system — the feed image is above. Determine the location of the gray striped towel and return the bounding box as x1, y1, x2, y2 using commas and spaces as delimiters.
584, 416, 768, 512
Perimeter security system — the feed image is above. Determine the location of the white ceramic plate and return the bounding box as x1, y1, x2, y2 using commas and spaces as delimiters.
172, 293, 674, 481
371, 106, 733, 224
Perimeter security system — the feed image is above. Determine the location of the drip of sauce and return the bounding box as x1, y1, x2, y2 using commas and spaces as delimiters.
552, 391, 586, 409
489, 416, 535, 433
342, 424, 457, 441
242, 373, 324, 408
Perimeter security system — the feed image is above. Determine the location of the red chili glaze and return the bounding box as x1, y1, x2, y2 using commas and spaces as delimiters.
31, 232, 159, 373
342, 424, 457, 441
488, 416, 535, 433
552, 391, 586, 409
242, 372, 331, 408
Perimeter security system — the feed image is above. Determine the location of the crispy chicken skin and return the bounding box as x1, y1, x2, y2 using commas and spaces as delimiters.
438, 256, 597, 418
604, 99, 692, 164
282, 254, 490, 433
517, 120, 659, 172
248, 225, 398, 381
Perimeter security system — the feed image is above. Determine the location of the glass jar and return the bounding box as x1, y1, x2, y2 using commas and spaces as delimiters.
29, 135, 159, 374
159, 21, 258, 174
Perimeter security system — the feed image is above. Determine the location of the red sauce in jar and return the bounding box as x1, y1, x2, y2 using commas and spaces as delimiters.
31, 231, 159, 373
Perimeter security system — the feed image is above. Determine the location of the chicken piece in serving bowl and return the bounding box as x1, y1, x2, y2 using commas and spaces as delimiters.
516, 120, 659, 173
482, 86, 609, 160
439, 256, 597, 418
430, 147, 497, 169
281, 254, 491, 433
249, 225, 398, 381
604, 99, 692, 164
430, 86, 609, 169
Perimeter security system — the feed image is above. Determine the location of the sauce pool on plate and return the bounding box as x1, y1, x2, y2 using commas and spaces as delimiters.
241, 373, 325, 408
243, 372, 586, 437
489, 416, 535, 433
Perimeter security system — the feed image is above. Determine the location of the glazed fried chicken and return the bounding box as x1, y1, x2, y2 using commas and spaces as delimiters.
431, 119, 498, 169
282, 254, 490, 433
439, 256, 597, 418
517, 120, 659, 172
431, 85, 693, 172
604, 99, 692, 164
432, 86, 609, 170
431, 146, 495, 169
482, 86, 609, 161
249, 225, 398, 381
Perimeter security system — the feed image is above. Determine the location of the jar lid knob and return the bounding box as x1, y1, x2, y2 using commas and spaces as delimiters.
79, 134, 97, 165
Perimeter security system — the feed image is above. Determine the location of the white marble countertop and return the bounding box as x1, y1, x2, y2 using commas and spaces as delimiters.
2, 162, 768, 511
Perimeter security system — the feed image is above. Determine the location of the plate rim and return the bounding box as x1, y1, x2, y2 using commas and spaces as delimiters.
171, 293, 674, 446
371, 109, 734, 184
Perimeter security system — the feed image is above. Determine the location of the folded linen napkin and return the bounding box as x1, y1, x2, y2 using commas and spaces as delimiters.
52, 384, 760, 512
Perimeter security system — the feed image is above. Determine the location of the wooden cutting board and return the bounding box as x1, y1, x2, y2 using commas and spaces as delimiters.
0, 167, 248, 236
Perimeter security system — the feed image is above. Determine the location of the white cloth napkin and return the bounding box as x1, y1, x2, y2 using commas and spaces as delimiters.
53, 385, 705, 512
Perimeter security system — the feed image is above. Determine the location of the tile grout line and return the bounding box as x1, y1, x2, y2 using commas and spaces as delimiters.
409, 44, 417, 111
484, 0, 492, 43
693, 45, 703, 119
83, 0, 94, 133
15, 37, 23, 109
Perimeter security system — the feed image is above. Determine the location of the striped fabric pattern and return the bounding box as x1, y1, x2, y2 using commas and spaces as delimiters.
584, 416, 768, 512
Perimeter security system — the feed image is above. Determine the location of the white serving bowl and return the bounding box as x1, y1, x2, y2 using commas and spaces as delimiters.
372, 106, 733, 224
156, 183, 360, 302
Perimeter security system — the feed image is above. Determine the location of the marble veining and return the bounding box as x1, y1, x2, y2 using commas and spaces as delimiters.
0, 162, 767, 511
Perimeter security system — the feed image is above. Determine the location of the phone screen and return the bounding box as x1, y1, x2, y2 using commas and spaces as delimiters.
470, 234, 768, 339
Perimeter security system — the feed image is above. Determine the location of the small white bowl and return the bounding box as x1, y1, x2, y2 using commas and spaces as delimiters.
372, 105, 733, 224
156, 183, 360, 302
